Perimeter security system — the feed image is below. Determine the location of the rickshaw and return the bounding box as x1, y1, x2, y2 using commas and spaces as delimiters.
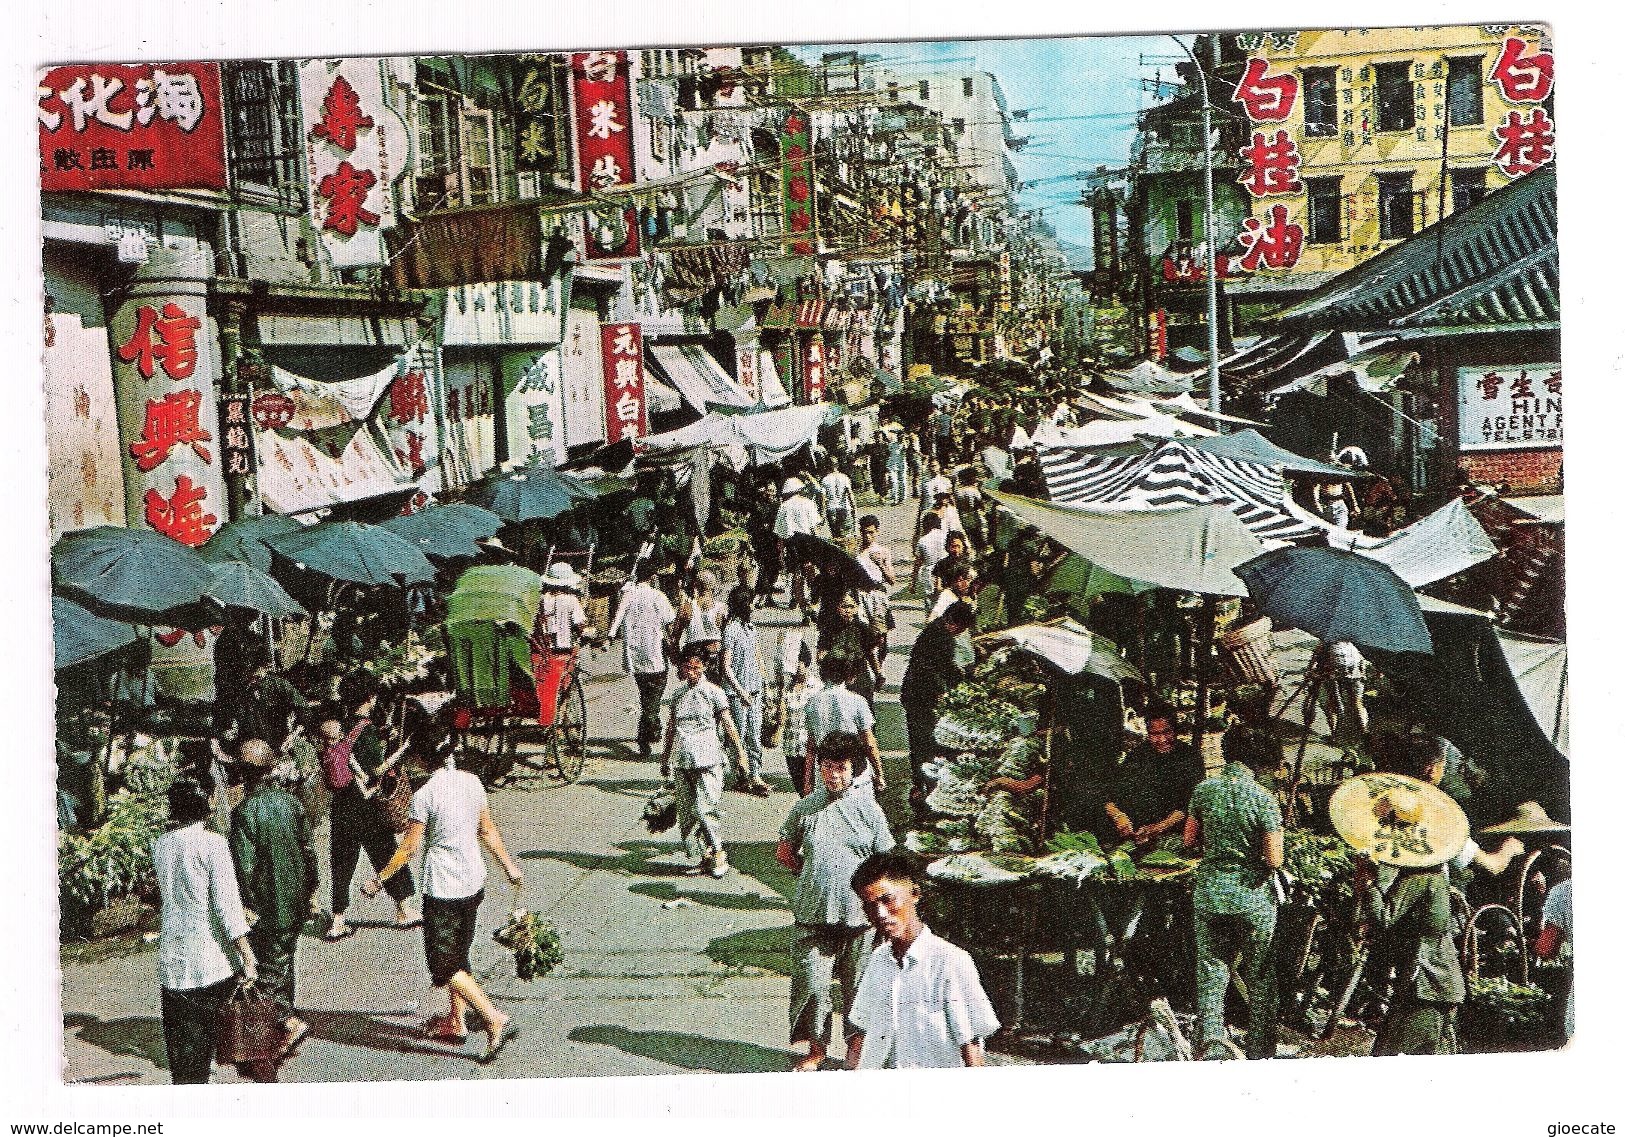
442, 564, 589, 785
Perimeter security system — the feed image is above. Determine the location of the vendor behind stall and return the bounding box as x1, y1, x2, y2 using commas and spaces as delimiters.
1104, 703, 1204, 849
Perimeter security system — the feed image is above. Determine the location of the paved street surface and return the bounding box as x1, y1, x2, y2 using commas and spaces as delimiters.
60, 499, 961, 1084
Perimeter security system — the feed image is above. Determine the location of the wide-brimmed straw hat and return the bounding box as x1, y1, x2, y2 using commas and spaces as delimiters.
1479, 801, 1570, 836
542, 563, 583, 592
1329, 772, 1470, 869
781, 477, 806, 496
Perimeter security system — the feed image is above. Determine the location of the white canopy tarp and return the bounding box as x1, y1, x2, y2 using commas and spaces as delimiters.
979, 618, 1144, 682
1032, 414, 1213, 449
649, 343, 756, 413
1103, 359, 1195, 395
638, 403, 833, 464
1495, 630, 1568, 757
987, 488, 1266, 596
1342, 498, 1498, 587
270, 362, 397, 429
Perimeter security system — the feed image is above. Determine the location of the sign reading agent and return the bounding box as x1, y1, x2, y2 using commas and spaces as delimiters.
1457, 364, 1562, 450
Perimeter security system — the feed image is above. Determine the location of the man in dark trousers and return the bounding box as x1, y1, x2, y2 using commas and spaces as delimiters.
230, 739, 318, 1080
900, 601, 975, 818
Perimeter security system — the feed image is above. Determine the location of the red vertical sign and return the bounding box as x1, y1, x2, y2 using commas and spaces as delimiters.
39, 63, 227, 191
802, 334, 826, 404
601, 322, 647, 444
572, 51, 639, 260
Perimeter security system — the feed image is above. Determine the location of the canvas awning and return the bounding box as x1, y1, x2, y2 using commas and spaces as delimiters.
254, 423, 412, 515
647, 343, 756, 413
1036, 437, 1324, 544
1102, 359, 1193, 395
1342, 498, 1498, 588
1184, 429, 1363, 478
638, 403, 835, 464
1495, 630, 1568, 757
987, 488, 1266, 596
1266, 347, 1417, 400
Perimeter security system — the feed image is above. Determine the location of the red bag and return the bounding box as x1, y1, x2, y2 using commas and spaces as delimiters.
216, 981, 283, 1066
321, 719, 370, 792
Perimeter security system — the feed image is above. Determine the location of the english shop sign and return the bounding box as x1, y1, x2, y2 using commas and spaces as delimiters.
1457, 364, 1562, 450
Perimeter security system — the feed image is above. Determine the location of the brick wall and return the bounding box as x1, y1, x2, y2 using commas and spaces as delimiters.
1460, 447, 1563, 492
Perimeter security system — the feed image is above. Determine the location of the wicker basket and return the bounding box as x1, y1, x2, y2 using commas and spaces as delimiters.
585, 595, 611, 638
1220, 616, 1277, 686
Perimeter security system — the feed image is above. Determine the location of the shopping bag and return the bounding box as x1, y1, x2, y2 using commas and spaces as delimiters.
216, 980, 283, 1066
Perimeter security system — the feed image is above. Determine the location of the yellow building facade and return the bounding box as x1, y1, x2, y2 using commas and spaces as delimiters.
1233, 23, 1554, 284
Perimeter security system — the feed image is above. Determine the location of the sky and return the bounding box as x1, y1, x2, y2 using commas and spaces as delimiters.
795, 33, 1181, 250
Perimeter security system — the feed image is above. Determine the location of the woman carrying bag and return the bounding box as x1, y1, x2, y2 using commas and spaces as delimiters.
150, 776, 258, 1084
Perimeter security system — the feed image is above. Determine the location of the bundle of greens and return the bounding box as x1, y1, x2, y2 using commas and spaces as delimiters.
58, 789, 167, 922
993, 736, 1043, 782
974, 791, 1033, 854
925, 852, 1033, 886
702, 528, 750, 556
492, 909, 564, 982
904, 829, 950, 856
925, 767, 984, 818
1284, 830, 1357, 910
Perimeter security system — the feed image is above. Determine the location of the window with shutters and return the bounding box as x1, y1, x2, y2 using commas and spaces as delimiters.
415, 92, 457, 211
1374, 62, 1415, 132
1377, 171, 1417, 239
224, 60, 304, 206
1446, 56, 1484, 126
1303, 67, 1337, 137
1307, 176, 1342, 243
460, 107, 496, 206
1451, 167, 1488, 213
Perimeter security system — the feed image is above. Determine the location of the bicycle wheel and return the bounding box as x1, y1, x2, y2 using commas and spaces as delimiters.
549, 676, 588, 783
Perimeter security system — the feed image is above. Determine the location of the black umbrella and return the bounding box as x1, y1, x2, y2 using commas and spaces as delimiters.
1235, 546, 1432, 655
784, 533, 881, 594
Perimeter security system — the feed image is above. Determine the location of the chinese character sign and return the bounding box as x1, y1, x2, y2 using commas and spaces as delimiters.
1231, 57, 1299, 123
600, 323, 646, 444
782, 110, 816, 255
802, 335, 826, 404
1236, 204, 1305, 271
1237, 130, 1302, 197
39, 63, 226, 192
219, 394, 256, 480
298, 59, 401, 268
572, 51, 639, 260
1458, 365, 1562, 450
110, 284, 224, 548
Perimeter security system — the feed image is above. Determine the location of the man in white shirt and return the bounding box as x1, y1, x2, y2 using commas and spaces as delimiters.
912, 513, 949, 595
774, 477, 823, 610
365, 747, 524, 1063
662, 649, 750, 877
820, 466, 856, 543
847, 853, 1000, 1069
617, 560, 677, 762
917, 460, 953, 534
534, 563, 593, 652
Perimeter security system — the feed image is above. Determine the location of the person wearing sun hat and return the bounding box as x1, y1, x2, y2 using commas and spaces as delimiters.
1331, 771, 1471, 1055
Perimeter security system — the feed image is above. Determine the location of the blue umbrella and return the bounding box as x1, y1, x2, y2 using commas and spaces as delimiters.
204, 560, 308, 619
52, 526, 213, 614
475, 464, 593, 522
265, 521, 437, 587
380, 503, 504, 559
198, 515, 304, 572
52, 596, 140, 670
1235, 546, 1433, 655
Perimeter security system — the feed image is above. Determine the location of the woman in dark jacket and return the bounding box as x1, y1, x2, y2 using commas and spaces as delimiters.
323, 672, 416, 940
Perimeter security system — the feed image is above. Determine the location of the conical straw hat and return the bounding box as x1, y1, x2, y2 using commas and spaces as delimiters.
1329, 772, 1469, 869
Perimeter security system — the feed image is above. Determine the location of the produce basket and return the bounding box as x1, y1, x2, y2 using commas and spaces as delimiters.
1220, 616, 1277, 686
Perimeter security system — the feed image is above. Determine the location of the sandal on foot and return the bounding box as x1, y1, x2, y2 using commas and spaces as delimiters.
480, 1022, 518, 1064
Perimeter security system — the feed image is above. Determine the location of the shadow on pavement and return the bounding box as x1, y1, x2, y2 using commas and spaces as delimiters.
303, 1009, 478, 1062
64, 1012, 168, 1069
630, 881, 789, 912
722, 840, 796, 900
585, 777, 667, 798
706, 923, 798, 977
569, 1025, 793, 1074
521, 839, 693, 878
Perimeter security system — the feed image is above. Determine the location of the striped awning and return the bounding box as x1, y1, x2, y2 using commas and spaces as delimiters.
1039, 439, 1324, 544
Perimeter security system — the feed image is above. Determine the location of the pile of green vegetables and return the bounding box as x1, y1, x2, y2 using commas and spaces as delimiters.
1284, 830, 1357, 910
493, 909, 564, 982
1038, 828, 1195, 883
58, 789, 167, 929
1466, 976, 1552, 1031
